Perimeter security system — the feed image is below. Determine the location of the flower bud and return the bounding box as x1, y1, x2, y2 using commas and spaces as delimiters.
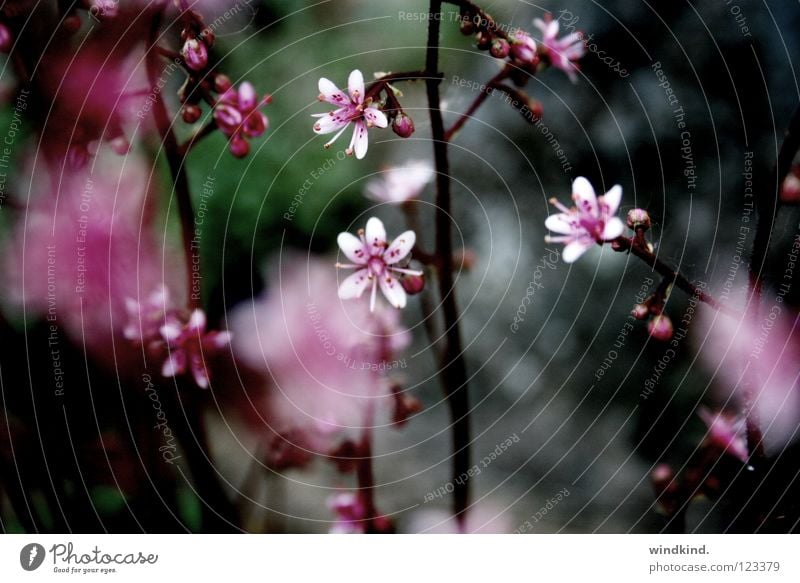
229, 135, 250, 158
182, 104, 202, 124
400, 272, 425, 295
214, 73, 232, 93
181, 38, 208, 72
648, 314, 673, 342
780, 171, 800, 205
626, 208, 651, 230
631, 303, 649, 320
476, 31, 492, 50
0, 23, 13, 53
459, 15, 475, 36
213, 103, 243, 136
109, 135, 130, 155
62, 14, 82, 34
391, 113, 415, 138
490, 38, 510, 59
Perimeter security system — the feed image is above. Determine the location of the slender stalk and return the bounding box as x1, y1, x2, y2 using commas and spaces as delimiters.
611, 236, 741, 318
445, 68, 510, 141
146, 17, 201, 312
426, 0, 472, 528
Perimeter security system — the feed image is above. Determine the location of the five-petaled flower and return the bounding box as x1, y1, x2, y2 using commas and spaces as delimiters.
160, 309, 232, 389
336, 217, 422, 311
533, 14, 586, 82
544, 176, 624, 263
312, 69, 388, 160
213, 81, 270, 158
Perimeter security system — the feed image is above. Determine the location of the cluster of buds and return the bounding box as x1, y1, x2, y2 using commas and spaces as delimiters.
211, 80, 271, 157
631, 292, 673, 343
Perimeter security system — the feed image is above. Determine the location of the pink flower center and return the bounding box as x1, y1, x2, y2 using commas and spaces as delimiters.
368, 257, 385, 277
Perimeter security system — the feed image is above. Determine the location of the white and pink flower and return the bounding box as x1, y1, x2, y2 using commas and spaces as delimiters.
312, 69, 388, 160
698, 407, 749, 463
533, 15, 586, 82
336, 217, 422, 311
160, 309, 231, 389
544, 176, 624, 263
364, 161, 434, 204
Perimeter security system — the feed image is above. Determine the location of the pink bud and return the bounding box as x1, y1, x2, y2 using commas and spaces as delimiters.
400, 273, 425, 295
626, 208, 652, 230
490, 39, 510, 59
62, 14, 82, 34
181, 38, 208, 72
243, 111, 268, 138
476, 31, 492, 50
182, 104, 202, 124
229, 135, 250, 158
109, 135, 130, 155
214, 74, 232, 94
391, 113, 415, 138
780, 172, 800, 205
459, 16, 475, 36
648, 314, 673, 342
631, 303, 649, 320
213, 103, 243, 136
0, 23, 13, 53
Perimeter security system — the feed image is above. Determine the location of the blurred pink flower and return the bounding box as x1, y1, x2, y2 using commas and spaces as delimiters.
697, 305, 800, 455
228, 257, 410, 464
336, 217, 422, 311
327, 492, 366, 534
698, 407, 748, 463
160, 309, 231, 389
365, 161, 434, 204
406, 504, 512, 533
1, 152, 184, 370
544, 176, 624, 263
533, 15, 586, 82
312, 69, 388, 160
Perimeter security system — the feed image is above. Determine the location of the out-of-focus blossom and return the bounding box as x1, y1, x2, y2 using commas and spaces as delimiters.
364, 161, 434, 204
0, 22, 13, 53
312, 69, 388, 160
336, 217, 422, 311
213, 81, 270, 158
780, 167, 800, 205
544, 176, 624, 263
509, 30, 537, 64
648, 314, 673, 342
327, 492, 366, 534
1, 152, 183, 370
160, 309, 231, 389
124, 285, 170, 348
533, 14, 585, 82
228, 258, 410, 465
697, 305, 800, 455
697, 407, 749, 463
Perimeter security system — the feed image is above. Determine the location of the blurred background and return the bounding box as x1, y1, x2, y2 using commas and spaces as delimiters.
1, 0, 800, 533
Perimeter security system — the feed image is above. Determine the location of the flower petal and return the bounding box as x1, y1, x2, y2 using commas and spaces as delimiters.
383, 230, 416, 264
379, 274, 407, 309
363, 106, 388, 128
572, 176, 598, 216
338, 268, 371, 299
602, 185, 622, 216
319, 77, 348, 105
313, 108, 351, 134
602, 217, 624, 240
348, 69, 364, 103
188, 309, 206, 334
190, 355, 210, 389
561, 239, 594, 263
350, 120, 369, 159
365, 217, 387, 255
162, 350, 186, 378
337, 232, 368, 264
160, 320, 182, 343
545, 213, 577, 235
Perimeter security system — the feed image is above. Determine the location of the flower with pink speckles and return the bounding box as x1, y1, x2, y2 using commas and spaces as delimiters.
160, 309, 231, 389
336, 217, 422, 311
312, 69, 388, 160
213, 81, 270, 158
533, 14, 586, 82
544, 176, 624, 263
